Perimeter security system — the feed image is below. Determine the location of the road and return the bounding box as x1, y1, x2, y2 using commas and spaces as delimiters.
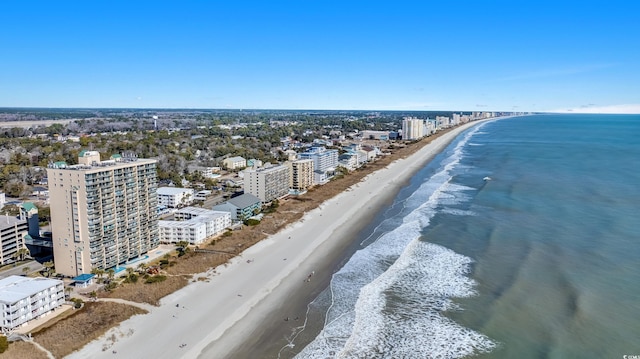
0, 260, 44, 278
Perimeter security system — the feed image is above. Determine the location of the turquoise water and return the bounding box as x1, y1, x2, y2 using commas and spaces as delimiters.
294, 114, 640, 358
125, 254, 149, 264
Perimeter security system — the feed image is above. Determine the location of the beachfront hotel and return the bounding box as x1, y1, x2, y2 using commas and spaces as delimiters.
244, 164, 290, 203
298, 146, 339, 184
0, 275, 65, 332
401, 117, 427, 140
159, 207, 231, 245
288, 159, 314, 193
47, 150, 159, 277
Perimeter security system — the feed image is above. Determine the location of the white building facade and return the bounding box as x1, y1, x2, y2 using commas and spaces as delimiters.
47, 151, 159, 277
298, 146, 339, 184
244, 165, 290, 203
222, 156, 247, 170
401, 117, 426, 140
0, 215, 28, 266
0, 276, 65, 332
159, 207, 231, 245
157, 187, 194, 208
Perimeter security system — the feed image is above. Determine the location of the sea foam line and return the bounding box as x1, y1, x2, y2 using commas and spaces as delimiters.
295, 123, 495, 358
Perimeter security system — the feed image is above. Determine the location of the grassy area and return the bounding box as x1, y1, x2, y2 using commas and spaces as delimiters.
99, 275, 190, 306
1, 341, 50, 359
27, 306, 76, 334
33, 302, 147, 358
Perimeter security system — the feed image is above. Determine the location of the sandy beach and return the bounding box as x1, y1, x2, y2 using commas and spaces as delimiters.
67, 120, 487, 359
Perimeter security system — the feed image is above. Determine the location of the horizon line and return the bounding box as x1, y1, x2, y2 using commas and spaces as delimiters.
0, 106, 529, 113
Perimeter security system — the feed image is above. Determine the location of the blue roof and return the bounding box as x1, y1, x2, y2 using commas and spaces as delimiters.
73, 273, 95, 282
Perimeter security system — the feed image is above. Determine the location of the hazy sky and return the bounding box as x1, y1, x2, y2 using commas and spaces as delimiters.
1, 1, 639, 113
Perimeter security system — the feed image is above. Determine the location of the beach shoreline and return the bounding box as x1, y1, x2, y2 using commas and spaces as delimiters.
67, 119, 491, 359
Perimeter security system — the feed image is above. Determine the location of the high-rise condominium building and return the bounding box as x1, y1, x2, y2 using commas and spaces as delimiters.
244, 164, 290, 203
288, 159, 314, 192
401, 117, 426, 140
47, 151, 159, 277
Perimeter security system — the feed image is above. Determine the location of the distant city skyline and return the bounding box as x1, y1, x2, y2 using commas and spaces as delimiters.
1, 1, 638, 113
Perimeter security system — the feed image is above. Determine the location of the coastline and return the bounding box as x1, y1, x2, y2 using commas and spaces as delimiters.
67, 119, 491, 359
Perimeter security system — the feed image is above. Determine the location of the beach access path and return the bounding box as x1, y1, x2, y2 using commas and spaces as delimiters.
67, 119, 488, 359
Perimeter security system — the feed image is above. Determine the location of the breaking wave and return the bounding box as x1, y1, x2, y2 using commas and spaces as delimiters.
295, 124, 496, 358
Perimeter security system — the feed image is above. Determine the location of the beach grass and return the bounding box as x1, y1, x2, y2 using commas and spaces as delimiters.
1, 341, 50, 359
32, 302, 147, 358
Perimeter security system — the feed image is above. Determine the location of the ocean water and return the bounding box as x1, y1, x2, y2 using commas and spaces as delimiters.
291, 114, 640, 359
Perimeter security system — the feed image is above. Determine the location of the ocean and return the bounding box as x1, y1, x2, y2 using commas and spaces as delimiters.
289, 114, 640, 358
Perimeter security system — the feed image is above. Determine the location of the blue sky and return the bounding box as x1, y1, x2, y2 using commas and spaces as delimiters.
1, 1, 639, 112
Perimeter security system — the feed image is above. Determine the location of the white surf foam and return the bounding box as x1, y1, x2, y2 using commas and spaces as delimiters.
294, 125, 496, 358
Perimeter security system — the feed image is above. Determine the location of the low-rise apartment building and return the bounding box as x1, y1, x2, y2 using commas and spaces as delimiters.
212, 193, 262, 221
222, 156, 247, 170
157, 187, 194, 208
0, 276, 65, 332
159, 207, 231, 245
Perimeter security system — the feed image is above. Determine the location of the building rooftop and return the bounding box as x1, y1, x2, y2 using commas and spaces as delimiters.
21, 202, 38, 212
244, 164, 288, 174
72, 273, 95, 283
0, 276, 63, 305
157, 187, 194, 195
160, 214, 224, 229
47, 157, 156, 171
227, 193, 261, 208
0, 215, 25, 231
176, 207, 228, 217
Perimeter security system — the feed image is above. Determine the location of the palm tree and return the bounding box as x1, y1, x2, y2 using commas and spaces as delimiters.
15, 247, 30, 262
106, 268, 115, 282
43, 260, 55, 278
65, 286, 74, 299
137, 262, 148, 274
91, 268, 105, 283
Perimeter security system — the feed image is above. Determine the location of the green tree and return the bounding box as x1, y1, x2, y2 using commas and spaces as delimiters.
2, 204, 20, 217
0, 335, 8, 353
91, 268, 105, 283
15, 247, 30, 261
4, 180, 29, 197
65, 286, 74, 299
176, 241, 190, 257
106, 268, 115, 282
43, 260, 55, 277
37, 205, 51, 225
137, 262, 148, 274
22, 266, 31, 275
